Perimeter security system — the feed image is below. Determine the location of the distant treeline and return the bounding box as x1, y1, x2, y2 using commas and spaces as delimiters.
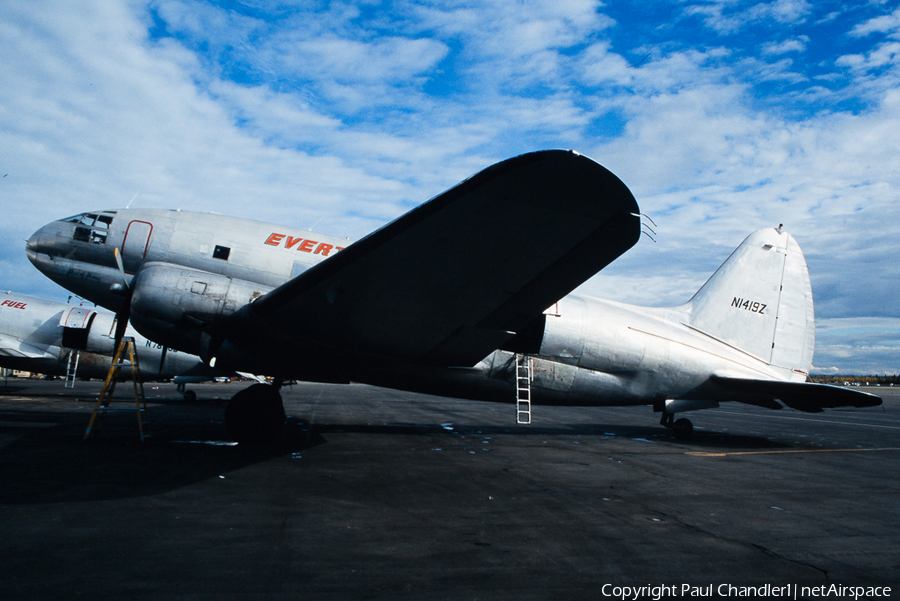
810, 375, 898, 386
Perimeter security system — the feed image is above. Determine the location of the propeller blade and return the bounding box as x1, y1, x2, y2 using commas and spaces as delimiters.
114, 247, 129, 287
113, 312, 129, 349
112, 247, 133, 349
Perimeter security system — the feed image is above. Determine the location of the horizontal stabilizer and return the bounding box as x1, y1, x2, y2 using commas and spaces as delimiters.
710, 376, 882, 413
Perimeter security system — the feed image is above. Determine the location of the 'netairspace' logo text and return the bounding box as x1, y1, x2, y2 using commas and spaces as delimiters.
600, 583, 892, 600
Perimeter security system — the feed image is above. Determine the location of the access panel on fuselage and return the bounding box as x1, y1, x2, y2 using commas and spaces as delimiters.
122, 220, 153, 273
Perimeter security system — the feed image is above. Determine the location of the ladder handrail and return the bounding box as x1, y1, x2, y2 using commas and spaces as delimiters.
65, 350, 80, 389
515, 354, 533, 424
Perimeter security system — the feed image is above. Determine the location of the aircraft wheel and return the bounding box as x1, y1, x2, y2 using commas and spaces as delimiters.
182, 389, 197, 402
225, 384, 285, 444
673, 417, 693, 439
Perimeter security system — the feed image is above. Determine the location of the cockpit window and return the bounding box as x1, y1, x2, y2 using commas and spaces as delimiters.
63, 212, 115, 226
66, 212, 112, 245
64, 213, 96, 226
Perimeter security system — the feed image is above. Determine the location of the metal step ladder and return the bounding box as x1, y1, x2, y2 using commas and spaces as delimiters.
64, 350, 80, 389
516, 354, 533, 424
84, 337, 151, 442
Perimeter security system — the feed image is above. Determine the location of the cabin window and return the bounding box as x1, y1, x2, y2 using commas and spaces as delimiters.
213, 245, 231, 260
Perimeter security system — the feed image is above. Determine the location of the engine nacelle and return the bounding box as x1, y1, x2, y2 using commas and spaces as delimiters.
59, 306, 116, 354
130, 262, 272, 356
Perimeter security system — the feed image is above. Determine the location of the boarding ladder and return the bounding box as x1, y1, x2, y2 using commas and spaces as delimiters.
84, 337, 151, 442
65, 350, 80, 389
516, 354, 533, 424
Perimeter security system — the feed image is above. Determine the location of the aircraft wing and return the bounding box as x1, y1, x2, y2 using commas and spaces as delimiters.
710, 376, 883, 413
0, 333, 50, 359
238, 150, 641, 367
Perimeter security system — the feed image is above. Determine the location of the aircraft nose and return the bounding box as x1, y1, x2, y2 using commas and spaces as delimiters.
26, 225, 44, 255
25, 222, 57, 269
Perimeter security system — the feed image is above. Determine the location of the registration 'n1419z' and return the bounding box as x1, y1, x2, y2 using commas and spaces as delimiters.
732, 297, 766, 314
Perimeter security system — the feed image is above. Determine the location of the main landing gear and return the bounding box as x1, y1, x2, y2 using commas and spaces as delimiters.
660, 412, 693, 439
225, 383, 285, 444
175, 381, 197, 402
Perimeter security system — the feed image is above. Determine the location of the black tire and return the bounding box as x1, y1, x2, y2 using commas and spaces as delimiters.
673, 417, 693, 439
182, 389, 197, 402
225, 384, 285, 444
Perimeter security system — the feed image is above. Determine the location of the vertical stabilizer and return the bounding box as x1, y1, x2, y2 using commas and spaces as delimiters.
687, 227, 814, 379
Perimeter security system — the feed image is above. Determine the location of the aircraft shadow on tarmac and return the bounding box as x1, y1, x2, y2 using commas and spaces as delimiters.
306, 421, 793, 451
0, 403, 323, 505
0, 398, 790, 505
0, 384, 39, 395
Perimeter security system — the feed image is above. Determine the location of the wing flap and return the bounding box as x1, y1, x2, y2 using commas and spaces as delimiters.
709, 376, 883, 413
240, 150, 640, 367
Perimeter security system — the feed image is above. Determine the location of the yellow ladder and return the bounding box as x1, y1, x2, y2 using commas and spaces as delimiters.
84, 337, 151, 442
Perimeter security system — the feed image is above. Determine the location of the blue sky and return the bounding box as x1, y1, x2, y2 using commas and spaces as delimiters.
1, 0, 899, 373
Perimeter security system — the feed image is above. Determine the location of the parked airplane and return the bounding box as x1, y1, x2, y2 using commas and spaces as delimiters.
25, 150, 880, 442
0, 290, 213, 392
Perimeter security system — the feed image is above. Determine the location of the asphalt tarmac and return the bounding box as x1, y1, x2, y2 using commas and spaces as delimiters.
0, 378, 897, 600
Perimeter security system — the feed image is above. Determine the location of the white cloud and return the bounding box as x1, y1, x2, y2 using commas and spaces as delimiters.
849, 5, 900, 38
685, 0, 812, 34
836, 41, 900, 73
408, 0, 613, 91
412, 0, 611, 49
0, 1, 414, 254
265, 35, 449, 85
767, 0, 812, 24
761, 36, 808, 55
813, 317, 900, 374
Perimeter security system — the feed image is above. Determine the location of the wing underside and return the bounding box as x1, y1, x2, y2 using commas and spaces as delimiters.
232, 150, 641, 368
0, 334, 50, 359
